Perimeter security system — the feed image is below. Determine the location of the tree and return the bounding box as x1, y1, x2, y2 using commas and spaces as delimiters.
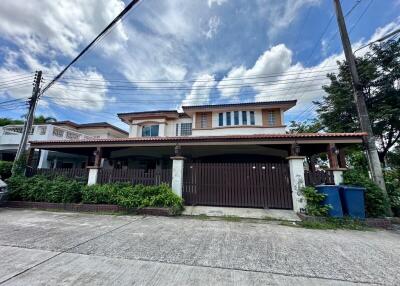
288, 119, 323, 133
315, 38, 400, 163
0, 118, 24, 126
0, 115, 57, 127
33, 115, 57, 124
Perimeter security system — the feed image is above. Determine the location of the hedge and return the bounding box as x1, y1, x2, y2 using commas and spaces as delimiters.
0, 161, 13, 180
6, 175, 184, 215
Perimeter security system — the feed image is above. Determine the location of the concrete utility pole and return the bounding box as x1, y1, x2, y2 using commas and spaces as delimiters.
14, 71, 42, 164
332, 1, 388, 193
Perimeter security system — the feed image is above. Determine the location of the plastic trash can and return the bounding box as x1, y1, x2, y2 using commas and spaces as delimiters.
340, 186, 366, 219
316, 185, 343, 217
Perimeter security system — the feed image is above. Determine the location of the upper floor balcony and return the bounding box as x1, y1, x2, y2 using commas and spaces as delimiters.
0, 124, 95, 148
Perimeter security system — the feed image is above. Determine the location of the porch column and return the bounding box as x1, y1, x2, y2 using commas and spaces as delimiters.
87, 147, 103, 186
287, 156, 307, 213
327, 143, 339, 169
170, 156, 185, 198
37, 150, 49, 169
327, 168, 347, 185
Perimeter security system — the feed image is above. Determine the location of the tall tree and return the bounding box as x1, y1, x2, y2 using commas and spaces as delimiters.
315, 38, 400, 163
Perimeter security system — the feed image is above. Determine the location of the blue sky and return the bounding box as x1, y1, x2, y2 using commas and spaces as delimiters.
0, 0, 399, 131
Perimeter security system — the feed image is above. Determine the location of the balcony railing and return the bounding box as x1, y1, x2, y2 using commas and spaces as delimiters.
0, 124, 95, 143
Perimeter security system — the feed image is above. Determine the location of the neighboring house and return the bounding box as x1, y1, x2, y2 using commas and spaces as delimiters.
29, 100, 365, 212
0, 121, 128, 168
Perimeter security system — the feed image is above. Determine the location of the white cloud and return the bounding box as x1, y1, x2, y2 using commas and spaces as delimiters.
0, 0, 128, 57
205, 16, 221, 39
182, 74, 217, 106
0, 50, 110, 112
208, 0, 228, 8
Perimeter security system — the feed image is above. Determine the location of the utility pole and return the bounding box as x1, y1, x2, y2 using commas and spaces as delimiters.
13, 71, 42, 167
332, 1, 388, 193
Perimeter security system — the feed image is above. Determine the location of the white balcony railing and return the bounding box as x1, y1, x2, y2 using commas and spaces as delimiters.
0, 124, 95, 146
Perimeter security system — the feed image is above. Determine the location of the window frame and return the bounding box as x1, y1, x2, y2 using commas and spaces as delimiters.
200, 113, 208, 129
268, 111, 276, 126
142, 124, 159, 137
242, 111, 247, 125
250, 111, 255, 125
218, 112, 223, 126
234, 111, 239, 125
226, 112, 231, 126
180, 122, 192, 136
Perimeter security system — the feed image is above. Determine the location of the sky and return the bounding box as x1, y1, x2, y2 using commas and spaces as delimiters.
0, 0, 399, 131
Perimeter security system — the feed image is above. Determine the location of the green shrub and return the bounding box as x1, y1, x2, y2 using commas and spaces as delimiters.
344, 169, 390, 217
0, 161, 13, 180
7, 175, 83, 203
385, 170, 400, 217
301, 186, 331, 217
7, 175, 183, 214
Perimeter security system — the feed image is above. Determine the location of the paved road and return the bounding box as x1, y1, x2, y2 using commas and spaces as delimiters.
0, 209, 398, 285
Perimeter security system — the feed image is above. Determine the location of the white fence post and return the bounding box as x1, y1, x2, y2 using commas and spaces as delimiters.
287, 156, 307, 213
170, 156, 185, 198
87, 167, 100, 185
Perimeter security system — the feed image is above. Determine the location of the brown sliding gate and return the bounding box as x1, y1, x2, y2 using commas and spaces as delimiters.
183, 162, 292, 209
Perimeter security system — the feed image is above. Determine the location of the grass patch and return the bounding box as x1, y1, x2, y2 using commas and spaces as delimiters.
221, 215, 241, 222
298, 217, 372, 231
193, 214, 210, 220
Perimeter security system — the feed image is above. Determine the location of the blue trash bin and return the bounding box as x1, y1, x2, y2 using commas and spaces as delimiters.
316, 185, 343, 217
340, 186, 366, 219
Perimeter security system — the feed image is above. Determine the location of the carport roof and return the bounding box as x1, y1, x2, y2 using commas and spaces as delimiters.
30, 132, 366, 149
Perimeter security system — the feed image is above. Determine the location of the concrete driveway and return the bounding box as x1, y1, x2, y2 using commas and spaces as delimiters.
0, 209, 398, 285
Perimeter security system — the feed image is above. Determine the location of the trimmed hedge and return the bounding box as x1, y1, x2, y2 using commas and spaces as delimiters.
343, 170, 391, 217
0, 161, 13, 180
6, 175, 183, 214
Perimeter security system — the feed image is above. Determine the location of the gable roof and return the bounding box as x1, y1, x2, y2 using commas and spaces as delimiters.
52, 121, 128, 135
182, 100, 297, 111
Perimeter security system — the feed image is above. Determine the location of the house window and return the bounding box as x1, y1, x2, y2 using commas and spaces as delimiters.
268, 111, 276, 126
234, 111, 239, 125
142, 125, 159, 137
175, 123, 179, 136
226, 112, 231, 126
218, 113, 223, 126
242, 111, 247, 125
250, 111, 255, 125
181, 123, 192, 136
200, 113, 208, 128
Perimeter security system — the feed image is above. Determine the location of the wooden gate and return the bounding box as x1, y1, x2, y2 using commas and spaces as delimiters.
183, 162, 292, 209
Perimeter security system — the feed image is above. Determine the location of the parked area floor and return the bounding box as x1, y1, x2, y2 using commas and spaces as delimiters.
0, 209, 398, 286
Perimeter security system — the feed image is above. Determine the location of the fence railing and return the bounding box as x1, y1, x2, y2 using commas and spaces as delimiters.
26, 168, 89, 182
304, 170, 334, 186
97, 169, 172, 186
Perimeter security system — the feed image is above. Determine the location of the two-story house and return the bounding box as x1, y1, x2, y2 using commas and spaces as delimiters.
29, 100, 365, 211
0, 121, 128, 168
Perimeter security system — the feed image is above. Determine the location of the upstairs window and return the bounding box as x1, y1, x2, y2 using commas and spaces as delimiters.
226, 112, 231, 126
234, 111, 239, 125
242, 111, 247, 125
200, 113, 208, 128
250, 111, 255, 125
176, 123, 179, 136
142, 125, 159, 137
181, 123, 192, 136
268, 111, 276, 126
218, 113, 223, 126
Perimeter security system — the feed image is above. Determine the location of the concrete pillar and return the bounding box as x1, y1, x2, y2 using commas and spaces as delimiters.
287, 156, 307, 213
159, 123, 166, 137
330, 168, 346, 185
170, 156, 185, 198
87, 167, 100, 185
38, 150, 49, 169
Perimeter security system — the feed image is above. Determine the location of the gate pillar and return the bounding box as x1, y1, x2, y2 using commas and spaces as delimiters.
287, 156, 307, 213
171, 156, 185, 198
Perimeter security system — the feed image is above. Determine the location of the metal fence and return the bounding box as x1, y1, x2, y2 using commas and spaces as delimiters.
97, 168, 172, 186
304, 170, 334, 186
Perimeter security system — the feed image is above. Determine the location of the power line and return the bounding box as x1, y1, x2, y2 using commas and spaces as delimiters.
40, 0, 142, 96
